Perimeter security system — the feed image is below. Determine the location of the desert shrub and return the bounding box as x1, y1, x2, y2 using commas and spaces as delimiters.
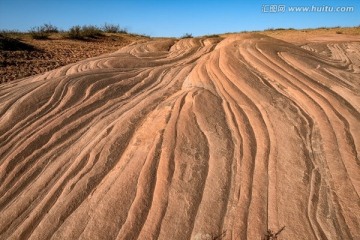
41, 23, 59, 33
181, 33, 193, 38
29, 26, 50, 39
102, 23, 127, 33
28, 24, 58, 39
128, 33, 150, 38
68, 25, 82, 39
81, 25, 104, 38
336, 31, 343, 34
266, 27, 295, 31
203, 34, 220, 38
67, 25, 104, 39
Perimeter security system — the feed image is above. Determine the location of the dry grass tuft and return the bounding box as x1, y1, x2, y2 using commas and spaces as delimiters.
263, 226, 285, 240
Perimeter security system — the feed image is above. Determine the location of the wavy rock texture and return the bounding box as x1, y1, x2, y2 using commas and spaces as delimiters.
0, 34, 359, 240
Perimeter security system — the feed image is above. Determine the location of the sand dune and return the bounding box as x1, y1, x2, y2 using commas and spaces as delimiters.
0, 33, 359, 240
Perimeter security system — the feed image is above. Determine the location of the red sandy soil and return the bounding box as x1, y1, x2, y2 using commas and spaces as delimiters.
0, 34, 144, 83
0, 30, 359, 239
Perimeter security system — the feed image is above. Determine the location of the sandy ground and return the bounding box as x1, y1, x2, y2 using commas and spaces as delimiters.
0, 34, 143, 83
0, 31, 359, 239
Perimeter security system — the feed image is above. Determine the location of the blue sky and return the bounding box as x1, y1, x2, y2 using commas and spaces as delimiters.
0, 0, 358, 37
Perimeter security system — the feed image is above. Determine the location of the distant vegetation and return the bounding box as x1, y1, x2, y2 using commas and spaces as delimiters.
29, 27, 50, 40
102, 23, 128, 33
29, 23, 59, 39
68, 25, 104, 39
0, 23, 132, 40
67, 25, 82, 39
202, 34, 221, 38
265, 27, 295, 31
68, 23, 129, 39
181, 33, 193, 38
